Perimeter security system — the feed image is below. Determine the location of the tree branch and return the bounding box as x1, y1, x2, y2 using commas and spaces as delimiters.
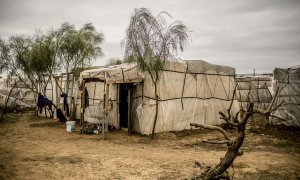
190, 123, 231, 141
202, 140, 230, 144
269, 114, 287, 121
267, 88, 279, 112
219, 111, 239, 127
270, 100, 284, 112
227, 83, 238, 117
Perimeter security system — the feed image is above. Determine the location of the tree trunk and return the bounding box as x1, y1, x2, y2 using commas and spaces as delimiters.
69, 76, 76, 121
151, 82, 159, 139
0, 81, 18, 122
201, 125, 246, 180
192, 93, 281, 179
65, 73, 70, 120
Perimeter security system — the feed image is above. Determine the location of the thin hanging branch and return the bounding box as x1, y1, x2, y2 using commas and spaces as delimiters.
122, 8, 190, 138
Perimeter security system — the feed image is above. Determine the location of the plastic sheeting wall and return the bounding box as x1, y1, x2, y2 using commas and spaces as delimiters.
36, 74, 80, 119
131, 61, 238, 134
270, 67, 300, 127
54, 74, 80, 120
236, 76, 273, 110
0, 77, 35, 109
80, 60, 239, 135
83, 81, 119, 128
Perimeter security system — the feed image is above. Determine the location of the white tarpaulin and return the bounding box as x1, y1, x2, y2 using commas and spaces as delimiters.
236, 76, 273, 110
270, 66, 300, 127
80, 63, 144, 84
80, 60, 239, 135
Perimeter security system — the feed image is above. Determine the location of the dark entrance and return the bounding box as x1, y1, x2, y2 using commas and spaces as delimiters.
119, 84, 133, 132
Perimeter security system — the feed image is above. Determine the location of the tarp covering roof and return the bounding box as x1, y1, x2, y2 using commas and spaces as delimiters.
80, 63, 144, 83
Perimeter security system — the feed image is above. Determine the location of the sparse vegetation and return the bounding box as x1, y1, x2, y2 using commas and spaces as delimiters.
0, 22, 104, 120
0, 111, 299, 179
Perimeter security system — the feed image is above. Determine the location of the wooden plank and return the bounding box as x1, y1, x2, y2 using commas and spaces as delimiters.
117, 84, 120, 129
128, 88, 131, 135
80, 80, 86, 134
105, 83, 109, 139
102, 83, 109, 140
102, 93, 106, 139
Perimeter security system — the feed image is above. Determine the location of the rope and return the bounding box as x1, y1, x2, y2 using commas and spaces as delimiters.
164, 69, 235, 77
181, 61, 188, 110
93, 82, 97, 105
131, 95, 236, 102
121, 68, 125, 83
219, 75, 229, 99
204, 74, 213, 97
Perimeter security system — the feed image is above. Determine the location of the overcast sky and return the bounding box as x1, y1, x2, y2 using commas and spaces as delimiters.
0, 0, 299, 74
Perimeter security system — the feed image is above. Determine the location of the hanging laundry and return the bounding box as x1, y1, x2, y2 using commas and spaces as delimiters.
60, 93, 70, 117
56, 108, 65, 122
79, 85, 89, 108
37, 93, 53, 113
85, 87, 89, 108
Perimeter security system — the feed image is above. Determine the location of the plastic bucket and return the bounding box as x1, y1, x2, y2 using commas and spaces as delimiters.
66, 121, 75, 132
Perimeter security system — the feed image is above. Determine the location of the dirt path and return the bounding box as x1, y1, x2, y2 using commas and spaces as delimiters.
0, 112, 299, 179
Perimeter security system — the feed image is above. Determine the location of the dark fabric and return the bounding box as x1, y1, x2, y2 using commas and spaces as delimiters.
37, 93, 53, 113
60, 93, 67, 111
56, 108, 65, 122
37, 94, 42, 113
60, 93, 69, 117
85, 87, 89, 108
66, 104, 70, 117
79, 86, 89, 108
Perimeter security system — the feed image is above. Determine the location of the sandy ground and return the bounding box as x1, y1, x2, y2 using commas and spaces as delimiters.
0, 111, 299, 180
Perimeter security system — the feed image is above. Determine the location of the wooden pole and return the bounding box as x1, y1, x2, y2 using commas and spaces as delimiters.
105, 83, 109, 139
117, 84, 120, 130
128, 88, 131, 135
102, 83, 109, 140
55, 77, 60, 115
102, 93, 106, 139
80, 80, 85, 134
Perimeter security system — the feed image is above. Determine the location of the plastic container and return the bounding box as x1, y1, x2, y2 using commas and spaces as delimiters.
66, 121, 75, 132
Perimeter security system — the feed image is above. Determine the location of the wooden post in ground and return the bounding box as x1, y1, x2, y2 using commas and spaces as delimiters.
128, 88, 131, 135
102, 83, 109, 140
117, 84, 120, 130
105, 83, 109, 139
80, 80, 85, 134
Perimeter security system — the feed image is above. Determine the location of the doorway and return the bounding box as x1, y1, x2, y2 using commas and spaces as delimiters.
119, 83, 133, 133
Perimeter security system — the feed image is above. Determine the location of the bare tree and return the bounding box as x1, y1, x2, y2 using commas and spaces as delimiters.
190, 87, 283, 180
123, 8, 189, 138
